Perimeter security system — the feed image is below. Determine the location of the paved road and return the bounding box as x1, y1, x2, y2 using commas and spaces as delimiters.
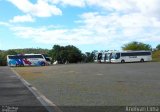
14, 62, 160, 107
0, 67, 49, 112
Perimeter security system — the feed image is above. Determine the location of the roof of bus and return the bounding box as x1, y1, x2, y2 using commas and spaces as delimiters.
96, 51, 117, 53
112, 50, 151, 53
95, 50, 151, 54
7, 54, 43, 56
24, 54, 43, 55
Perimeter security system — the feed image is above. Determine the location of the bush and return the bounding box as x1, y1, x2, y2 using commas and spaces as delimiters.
152, 50, 160, 62
0, 59, 7, 66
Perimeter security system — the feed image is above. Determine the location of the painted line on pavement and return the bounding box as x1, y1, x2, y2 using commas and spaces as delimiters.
11, 68, 62, 112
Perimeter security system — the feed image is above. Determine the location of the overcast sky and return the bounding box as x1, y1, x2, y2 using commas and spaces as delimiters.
0, 0, 160, 52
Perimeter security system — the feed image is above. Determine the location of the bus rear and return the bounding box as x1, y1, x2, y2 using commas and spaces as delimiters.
7, 55, 23, 67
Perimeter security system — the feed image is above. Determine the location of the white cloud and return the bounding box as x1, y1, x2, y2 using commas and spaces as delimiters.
50, 0, 85, 7
5, 0, 160, 49
86, 0, 134, 12
83, 11, 160, 37
8, 0, 62, 17
8, 0, 160, 18
8, 9, 160, 49
86, 0, 160, 18
9, 14, 35, 23
8, 0, 160, 20
0, 22, 11, 27
135, 0, 160, 18
33, 0, 62, 17
10, 26, 98, 45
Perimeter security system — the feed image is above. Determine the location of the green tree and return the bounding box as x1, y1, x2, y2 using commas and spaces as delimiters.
6, 50, 17, 55
50, 45, 61, 63
122, 41, 152, 50
156, 44, 160, 50
65, 45, 82, 63
0, 51, 7, 66
152, 50, 160, 62
0, 50, 17, 66
50, 45, 82, 63
84, 51, 95, 62
13, 48, 49, 54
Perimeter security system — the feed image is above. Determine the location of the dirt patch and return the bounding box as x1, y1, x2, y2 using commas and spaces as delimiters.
13, 67, 47, 80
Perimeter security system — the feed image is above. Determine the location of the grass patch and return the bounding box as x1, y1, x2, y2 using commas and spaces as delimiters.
152, 58, 160, 62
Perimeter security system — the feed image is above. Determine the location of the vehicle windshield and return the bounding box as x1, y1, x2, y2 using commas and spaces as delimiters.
102, 53, 106, 60
106, 53, 111, 60
45, 57, 51, 62
102, 53, 111, 60
42, 54, 49, 58
111, 53, 120, 59
94, 53, 99, 60
8, 56, 19, 59
98, 53, 102, 60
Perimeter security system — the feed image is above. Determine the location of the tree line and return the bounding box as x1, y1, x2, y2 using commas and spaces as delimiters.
49, 45, 97, 64
0, 47, 97, 66
0, 42, 160, 66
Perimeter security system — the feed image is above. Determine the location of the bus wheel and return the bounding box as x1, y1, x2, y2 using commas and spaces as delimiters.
121, 60, 125, 63
41, 62, 45, 66
140, 59, 144, 62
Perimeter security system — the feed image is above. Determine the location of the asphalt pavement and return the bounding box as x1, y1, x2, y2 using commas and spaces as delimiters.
12, 62, 160, 112
16, 62, 160, 106
0, 67, 49, 112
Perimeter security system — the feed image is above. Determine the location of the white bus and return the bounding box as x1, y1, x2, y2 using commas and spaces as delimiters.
94, 52, 102, 63
111, 51, 152, 63
7, 54, 50, 67
101, 52, 112, 63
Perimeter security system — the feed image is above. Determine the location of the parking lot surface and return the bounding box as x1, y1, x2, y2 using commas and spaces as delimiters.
0, 67, 49, 112
14, 62, 160, 106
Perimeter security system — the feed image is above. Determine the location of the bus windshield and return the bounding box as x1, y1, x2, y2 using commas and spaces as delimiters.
106, 53, 111, 60
98, 53, 102, 60
102, 53, 106, 60
102, 53, 110, 60
45, 57, 51, 62
111, 53, 120, 59
94, 53, 98, 60
8, 56, 19, 59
